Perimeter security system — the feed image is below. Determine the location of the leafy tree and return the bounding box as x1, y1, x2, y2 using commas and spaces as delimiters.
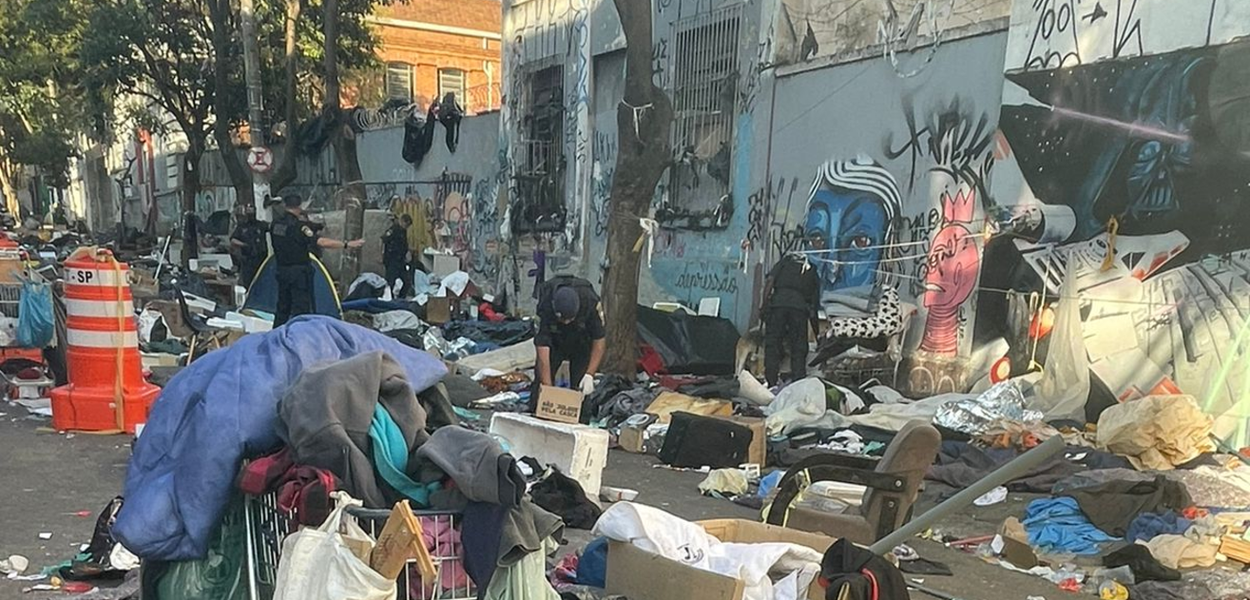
81, 0, 385, 262
81, 0, 221, 261
0, 0, 91, 215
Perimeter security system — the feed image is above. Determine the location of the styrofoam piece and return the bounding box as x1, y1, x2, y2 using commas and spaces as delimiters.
455, 339, 535, 376
490, 413, 609, 496
225, 311, 273, 333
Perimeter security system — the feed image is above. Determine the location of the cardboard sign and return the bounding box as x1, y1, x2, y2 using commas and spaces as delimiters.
535, 385, 583, 424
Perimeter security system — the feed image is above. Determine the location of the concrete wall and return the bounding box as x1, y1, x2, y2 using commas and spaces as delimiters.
772, 0, 1011, 65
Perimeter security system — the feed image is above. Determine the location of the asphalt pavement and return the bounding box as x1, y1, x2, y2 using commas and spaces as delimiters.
0, 404, 1063, 600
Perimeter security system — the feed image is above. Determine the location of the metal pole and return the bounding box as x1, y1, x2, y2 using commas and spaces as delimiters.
868, 435, 1066, 554
240, 0, 271, 215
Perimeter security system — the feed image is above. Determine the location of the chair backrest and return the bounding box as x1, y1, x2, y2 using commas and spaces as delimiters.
173, 286, 196, 328
860, 420, 941, 536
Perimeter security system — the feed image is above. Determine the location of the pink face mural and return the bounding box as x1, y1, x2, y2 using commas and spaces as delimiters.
920, 188, 981, 356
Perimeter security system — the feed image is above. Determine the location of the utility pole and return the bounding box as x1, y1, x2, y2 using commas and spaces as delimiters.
240, 0, 271, 219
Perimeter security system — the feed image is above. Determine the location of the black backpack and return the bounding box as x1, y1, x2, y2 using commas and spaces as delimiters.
538, 276, 600, 320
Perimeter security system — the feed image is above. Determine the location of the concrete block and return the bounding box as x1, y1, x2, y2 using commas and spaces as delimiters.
489, 413, 609, 496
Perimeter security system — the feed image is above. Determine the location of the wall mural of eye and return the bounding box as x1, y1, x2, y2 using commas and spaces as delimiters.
849, 235, 873, 249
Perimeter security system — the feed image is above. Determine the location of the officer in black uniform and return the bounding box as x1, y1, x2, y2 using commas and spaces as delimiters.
761, 251, 821, 386
230, 202, 268, 289
269, 195, 364, 326
381, 213, 413, 298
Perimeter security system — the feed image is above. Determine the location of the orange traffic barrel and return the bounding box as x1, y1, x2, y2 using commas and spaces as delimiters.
50, 249, 160, 433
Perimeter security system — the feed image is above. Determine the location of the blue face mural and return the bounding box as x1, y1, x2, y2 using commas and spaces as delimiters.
803, 158, 903, 296
804, 191, 889, 290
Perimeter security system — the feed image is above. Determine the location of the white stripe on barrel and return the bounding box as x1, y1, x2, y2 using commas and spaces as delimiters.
64, 299, 136, 319
64, 267, 128, 287
67, 329, 139, 348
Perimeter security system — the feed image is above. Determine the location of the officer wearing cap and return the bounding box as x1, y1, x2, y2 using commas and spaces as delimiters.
230, 202, 268, 289
534, 275, 606, 396
269, 194, 364, 326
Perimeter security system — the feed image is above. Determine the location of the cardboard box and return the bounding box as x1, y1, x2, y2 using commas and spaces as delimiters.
426, 297, 452, 324
606, 519, 835, 600
534, 384, 584, 424
711, 416, 766, 465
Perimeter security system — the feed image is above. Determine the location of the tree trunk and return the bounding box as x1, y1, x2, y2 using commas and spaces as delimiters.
179, 143, 203, 266
323, 0, 364, 281
601, 0, 674, 375
0, 156, 19, 216
270, 0, 303, 193
209, 0, 255, 213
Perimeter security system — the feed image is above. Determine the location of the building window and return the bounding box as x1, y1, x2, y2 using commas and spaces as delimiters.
165, 154, 180, 190
386, 62, 414, 102
438, 68, 466, 104
664, 5, 742, 226
511, 64, 566, 235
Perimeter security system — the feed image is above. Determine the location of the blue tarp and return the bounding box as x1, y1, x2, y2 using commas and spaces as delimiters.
114, 316, 447, 561
1023, 497, 1117, 555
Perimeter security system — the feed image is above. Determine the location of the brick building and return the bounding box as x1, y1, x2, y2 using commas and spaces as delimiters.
369, 0, 502, 114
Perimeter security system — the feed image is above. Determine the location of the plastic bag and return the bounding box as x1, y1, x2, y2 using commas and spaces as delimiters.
273, 492, 396, 600
17, 281, 53, 348
1034, 263, 1089, 420
142, 496, 250, 600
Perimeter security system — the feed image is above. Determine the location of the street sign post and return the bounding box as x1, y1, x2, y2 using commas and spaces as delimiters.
246, 146, 274, 174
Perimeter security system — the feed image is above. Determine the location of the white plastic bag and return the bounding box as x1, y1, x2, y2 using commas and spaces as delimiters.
273, 492, 396, 600
1035, 262, 1090, 420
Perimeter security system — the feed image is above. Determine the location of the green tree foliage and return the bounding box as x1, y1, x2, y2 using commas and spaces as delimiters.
0, 0, 91, 209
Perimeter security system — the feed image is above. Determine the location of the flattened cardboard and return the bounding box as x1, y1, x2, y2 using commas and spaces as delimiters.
535, 385, 583, 424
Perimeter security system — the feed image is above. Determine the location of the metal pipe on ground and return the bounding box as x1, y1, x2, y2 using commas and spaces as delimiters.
868, 435, 1066, 555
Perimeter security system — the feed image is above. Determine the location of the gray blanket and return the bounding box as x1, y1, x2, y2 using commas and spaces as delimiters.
277, 351, 430, 507
414, 426, 526, 507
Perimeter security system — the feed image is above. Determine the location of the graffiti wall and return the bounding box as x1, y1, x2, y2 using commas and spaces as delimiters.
355, 112, 506, 287
985, 0, 1250, 440
731, 29, 1008, 384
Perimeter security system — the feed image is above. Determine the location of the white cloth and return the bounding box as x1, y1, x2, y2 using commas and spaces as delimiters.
764, 378, 842, 436
372, 310, 425, 333
439, 270, 471, 297
844, 394, 957, 431
593, 502, 717, 569
593, 502, 821, 600
346, 273, 388, 298
737, 370, 775, 406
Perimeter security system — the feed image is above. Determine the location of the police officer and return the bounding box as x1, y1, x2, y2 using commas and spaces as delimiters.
534, 276, 606, 395
381, 213, 413, 298
761, 250, 820, 386
270, 195, 364, 326
230, 202, 268, 289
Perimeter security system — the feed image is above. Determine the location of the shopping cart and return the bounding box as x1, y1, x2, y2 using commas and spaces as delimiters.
0, 282, 21, 319
242, 492, 476, 600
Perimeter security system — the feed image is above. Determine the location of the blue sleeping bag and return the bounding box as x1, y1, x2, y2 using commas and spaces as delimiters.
114, 316, 448, 561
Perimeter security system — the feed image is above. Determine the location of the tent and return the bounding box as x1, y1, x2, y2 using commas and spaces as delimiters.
242, 254, 342, 319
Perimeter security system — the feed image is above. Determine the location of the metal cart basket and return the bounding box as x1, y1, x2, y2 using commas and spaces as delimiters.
242, 492, 476, 600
